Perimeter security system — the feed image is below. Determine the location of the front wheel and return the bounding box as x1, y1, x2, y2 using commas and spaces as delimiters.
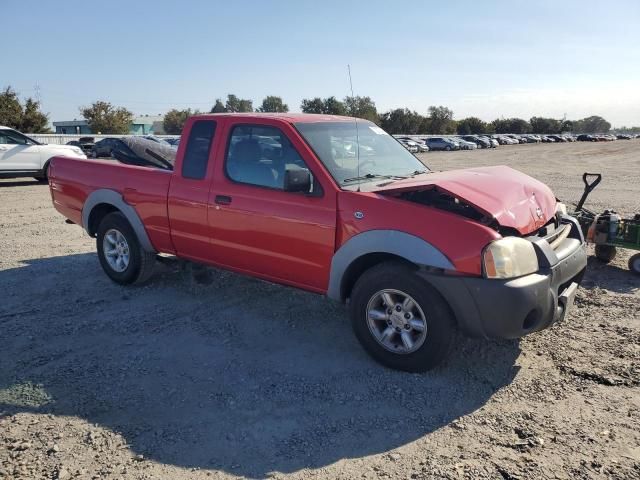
629, 253, 640, 275
96, 212, 156, 284
445, 146, 451, 151
595, 244, 617, 263
349, 262, 455, 372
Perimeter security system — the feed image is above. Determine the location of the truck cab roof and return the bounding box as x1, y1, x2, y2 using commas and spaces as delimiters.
195, 113, 354, 124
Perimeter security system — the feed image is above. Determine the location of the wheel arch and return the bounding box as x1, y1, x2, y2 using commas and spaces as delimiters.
327, 230, 455, 302
82, 189, 156, 253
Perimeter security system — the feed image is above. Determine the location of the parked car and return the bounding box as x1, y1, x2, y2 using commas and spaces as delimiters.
397, 138, 419, 153
91, 137, 123, 158
576, 134, 596, 142
540, 136, 555, 143
396, 137, 429, 152
502, 134, 526, 144
493, 135, 517, 145
66, 137, 95, 155
48, 113, 587, 372
461, 135, 490, 148
0, 125, 86, 181
521, 134, 541, 143
424, 137, 460, 151
548, 135, 567, 142
452, 137, 477, 150
479, 136, 498, 148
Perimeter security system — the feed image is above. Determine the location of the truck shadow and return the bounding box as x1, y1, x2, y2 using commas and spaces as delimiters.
580, 256, 639, 294
1, 253, 521, 476
0, 179, 45, 187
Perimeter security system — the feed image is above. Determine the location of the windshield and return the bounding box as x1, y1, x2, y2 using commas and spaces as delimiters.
295, 120, 428, 186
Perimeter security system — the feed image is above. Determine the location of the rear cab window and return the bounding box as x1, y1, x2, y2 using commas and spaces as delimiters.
182, 120, 217, 179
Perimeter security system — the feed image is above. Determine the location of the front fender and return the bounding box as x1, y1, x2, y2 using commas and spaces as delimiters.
327, 230, 454, 301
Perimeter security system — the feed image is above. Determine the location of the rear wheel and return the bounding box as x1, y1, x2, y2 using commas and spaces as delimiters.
349, 262, 455, 372
96, 212, 155, 284
595, 244, 617, 263
629, 253, 640, 275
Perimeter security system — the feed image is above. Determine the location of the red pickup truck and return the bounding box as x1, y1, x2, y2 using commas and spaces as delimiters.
49, 113, 587, 371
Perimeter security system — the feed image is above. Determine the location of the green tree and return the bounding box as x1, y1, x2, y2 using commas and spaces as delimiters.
529, 117, 562, 134
163, 108, 197, 134
300, 97, 324, 113
20, 98, 50, 133
225, 94, 253, 113
0, 86, 24, 129
323, 96, 347, 115
80, 101, 133, 134
210, 99, 226, 113
300, 96, 346, 115
491, 117, 531, 134
425, 106, 455, 134
344, 95, 379, 123
572, 116, 611, 133
379, 108, 423, 134
257, 95, 289, 113
456, 117, 487, 135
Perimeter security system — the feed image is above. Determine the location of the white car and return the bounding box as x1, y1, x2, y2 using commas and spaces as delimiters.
0, 126, 86, 181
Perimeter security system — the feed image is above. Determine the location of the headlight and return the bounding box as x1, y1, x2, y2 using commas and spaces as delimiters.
556, 202, 567, 216
483, 237, 539, 279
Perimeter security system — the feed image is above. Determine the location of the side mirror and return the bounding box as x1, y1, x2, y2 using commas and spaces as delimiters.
283, 167, 312, 193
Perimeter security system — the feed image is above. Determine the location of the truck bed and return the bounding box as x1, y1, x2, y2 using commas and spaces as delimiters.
49, 157, 174, 252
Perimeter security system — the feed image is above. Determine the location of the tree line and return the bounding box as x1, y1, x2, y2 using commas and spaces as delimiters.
163, 94, 616, 136
0, 85, 626, 135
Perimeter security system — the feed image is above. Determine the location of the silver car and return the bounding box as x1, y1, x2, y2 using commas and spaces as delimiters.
452, 137, 478, 150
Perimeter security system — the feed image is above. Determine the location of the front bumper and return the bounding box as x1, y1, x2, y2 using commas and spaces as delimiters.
421, 216, 587, 339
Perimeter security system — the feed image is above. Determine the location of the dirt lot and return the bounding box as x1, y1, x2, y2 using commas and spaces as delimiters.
1, 140, 639, 480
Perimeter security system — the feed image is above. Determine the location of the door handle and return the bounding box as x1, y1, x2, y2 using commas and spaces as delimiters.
214, 195, 232, 205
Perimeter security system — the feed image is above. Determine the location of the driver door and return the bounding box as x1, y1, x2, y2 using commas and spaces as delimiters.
207, 120, 337, 292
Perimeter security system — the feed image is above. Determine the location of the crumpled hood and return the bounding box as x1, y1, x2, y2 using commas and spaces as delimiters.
374, 165, 557, 234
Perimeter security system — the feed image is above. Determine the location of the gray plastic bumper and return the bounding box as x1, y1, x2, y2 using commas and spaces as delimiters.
419, 219, 588, 339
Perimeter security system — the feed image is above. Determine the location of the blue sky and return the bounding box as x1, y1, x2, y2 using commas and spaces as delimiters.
4, 0, 640, 126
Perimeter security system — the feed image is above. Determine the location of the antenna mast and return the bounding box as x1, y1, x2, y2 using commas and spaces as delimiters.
347, 65, 361, 191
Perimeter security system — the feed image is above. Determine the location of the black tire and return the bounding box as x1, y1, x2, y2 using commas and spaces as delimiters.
628, 253, 640, 275
595, 244, 617, 263
96, 212, 155, 285
349, 261, 455, 372
445, 146, 451, 151
34, 162, 49, 183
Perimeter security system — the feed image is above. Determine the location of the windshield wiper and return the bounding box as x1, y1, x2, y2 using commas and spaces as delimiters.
342, 173, 408, 184
407, 169, 430, 177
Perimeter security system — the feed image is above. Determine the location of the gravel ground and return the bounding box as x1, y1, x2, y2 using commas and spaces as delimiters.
1, 140, 639, 480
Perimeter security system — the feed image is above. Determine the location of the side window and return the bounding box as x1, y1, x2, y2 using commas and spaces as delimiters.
225, 125, 309, 190
182, 120, 216, 180
0, 130, 27, 145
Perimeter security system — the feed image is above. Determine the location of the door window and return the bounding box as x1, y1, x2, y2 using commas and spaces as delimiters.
225, 125, 309, 190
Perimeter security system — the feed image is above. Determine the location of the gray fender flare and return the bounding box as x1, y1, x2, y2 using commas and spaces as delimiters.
327, 230, 454, 301
82, 189, 156, 253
